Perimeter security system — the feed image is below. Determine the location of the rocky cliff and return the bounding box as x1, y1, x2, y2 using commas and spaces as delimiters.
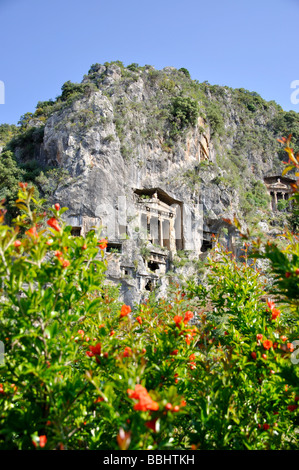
1, 61, 298, 304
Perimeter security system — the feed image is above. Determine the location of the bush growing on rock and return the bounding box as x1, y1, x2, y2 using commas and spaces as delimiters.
0, 152, 298, 448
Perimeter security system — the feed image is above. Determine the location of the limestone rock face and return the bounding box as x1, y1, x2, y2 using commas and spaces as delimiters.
19, 63, 283, 305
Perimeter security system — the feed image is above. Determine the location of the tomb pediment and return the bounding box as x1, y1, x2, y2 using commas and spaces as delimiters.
268, 182, 289, 190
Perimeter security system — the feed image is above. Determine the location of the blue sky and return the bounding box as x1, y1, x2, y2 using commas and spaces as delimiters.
0, 0, 299, 125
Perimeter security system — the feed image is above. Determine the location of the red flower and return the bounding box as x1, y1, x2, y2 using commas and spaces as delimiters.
287, 404, 298, 412
18, 182, 28, 190
136, 316, 142, 325
120, 304, 131, 317
94, 396, 104, 403
189, 353, 196, 361
267, 300, 275, 310
262, 354, 267, 360
263, 339, 273, 350
145, 418, 158, 432
14, 240, 22, 247
54, 203, 60, 211
123, 346, 132, 357
98, 238, 108, 250
165, 403, 172, 410
287, 343, 294, 352
184, 311, 194, 324
256, 334, 263, 341
285, 272, 291, 278
55, 250, 63, 257
88, 343, 102, 356
251, 352, 257, 360
47, 218, 62, 232
281, 336, 287, 342
263, 423, 270, 431
170, 349, 178, 356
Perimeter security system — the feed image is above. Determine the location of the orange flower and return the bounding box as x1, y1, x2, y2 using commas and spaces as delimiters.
26, 226, 39, 238
18, 182, 28, 190
136, 316, 142, 325
54, 203, 60, 211
47, 218, 61, 232
120, 304, 131, 317
173, 315, 183, 326
39, 435, 47, 448
184, 311, 194, 324
94, 396, 104, 403
271, 308, 280, 320
98, 238, 108, 250
14, 240, 22, 247
61, 259, 70, 268
263, 339, 273, 350
33, 435, 47, 448
127, 384, 159, 411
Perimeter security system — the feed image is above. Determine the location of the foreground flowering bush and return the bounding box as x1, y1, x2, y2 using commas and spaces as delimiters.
0, 183, 298, 450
